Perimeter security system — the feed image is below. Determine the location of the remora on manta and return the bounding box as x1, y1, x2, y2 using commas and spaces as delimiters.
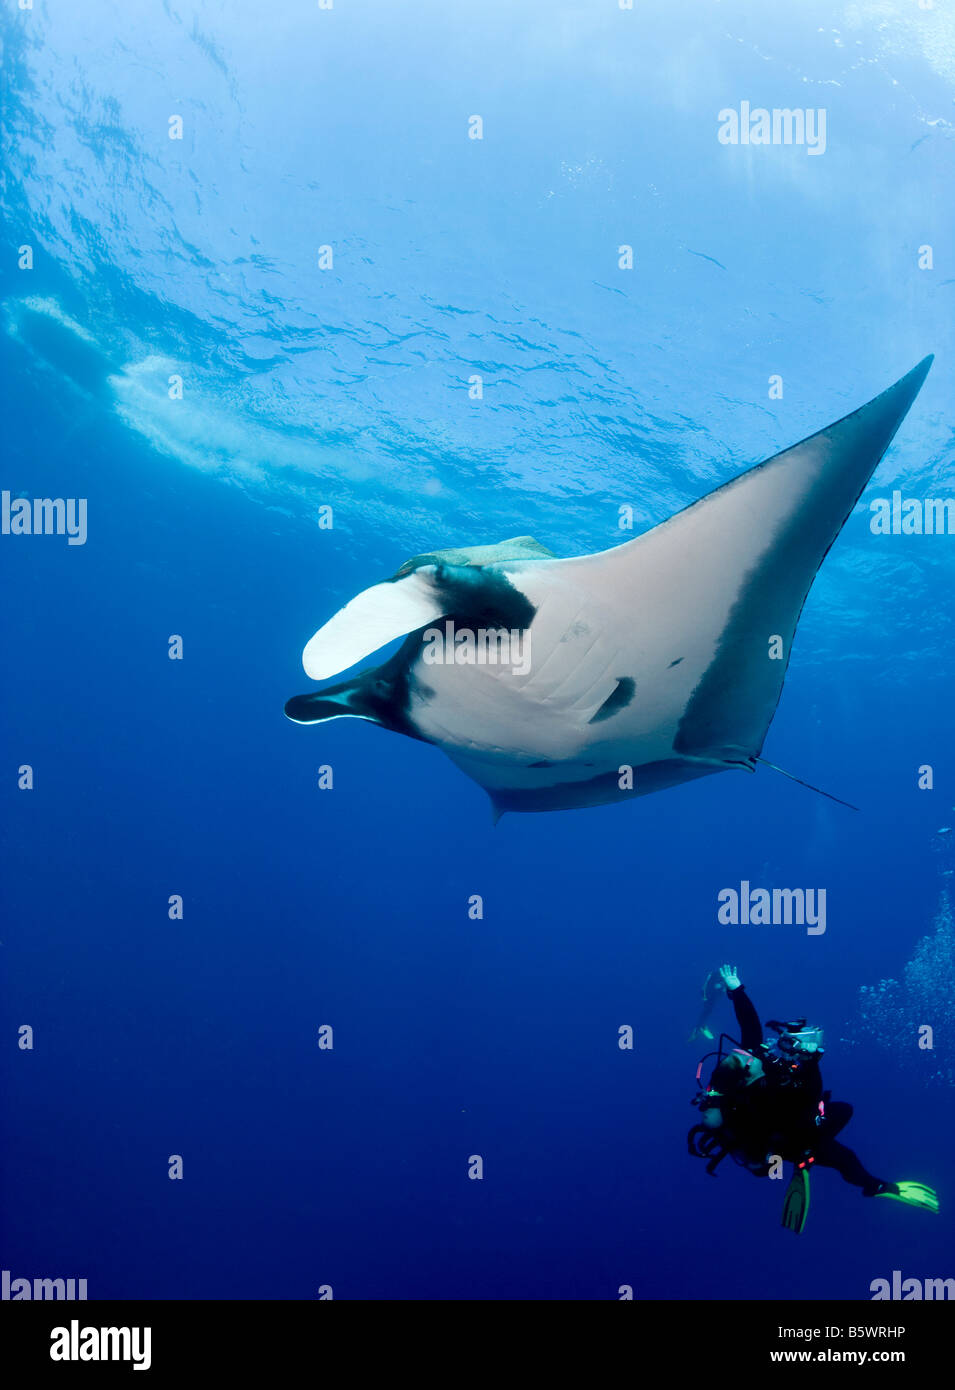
285, 358, 933, 816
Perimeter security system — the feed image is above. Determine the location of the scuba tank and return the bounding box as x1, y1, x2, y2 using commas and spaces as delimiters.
687, 1033, 763, 1175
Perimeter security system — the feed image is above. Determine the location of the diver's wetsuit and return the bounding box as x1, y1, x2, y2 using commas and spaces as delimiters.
721, 985, 887, 1195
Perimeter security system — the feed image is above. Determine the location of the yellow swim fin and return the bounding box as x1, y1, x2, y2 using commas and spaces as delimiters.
875, 1181, 939, 1213
781, 1165, 811, 1235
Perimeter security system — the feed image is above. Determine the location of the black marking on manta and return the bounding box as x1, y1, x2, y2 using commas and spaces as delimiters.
589, 677, 636, 724
285, 359, 934, 815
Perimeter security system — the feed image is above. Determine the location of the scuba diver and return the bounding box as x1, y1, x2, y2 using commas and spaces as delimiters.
687, 967, 725, 1044
688, 965, 939, 1233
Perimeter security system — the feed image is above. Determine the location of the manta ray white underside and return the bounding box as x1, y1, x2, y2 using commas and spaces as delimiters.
286, 358, 933, 814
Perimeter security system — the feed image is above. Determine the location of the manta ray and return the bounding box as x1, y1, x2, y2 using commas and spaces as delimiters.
285, 357, 932, 815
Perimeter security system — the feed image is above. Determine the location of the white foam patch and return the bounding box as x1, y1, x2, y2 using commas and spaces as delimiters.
12, 296, 98, 344
845, 2, 955, 96
108, 355, 370, 485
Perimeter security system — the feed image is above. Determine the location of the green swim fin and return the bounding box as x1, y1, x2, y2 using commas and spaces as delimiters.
782, 1166, 810, 1234
875, 1180, 939, 1213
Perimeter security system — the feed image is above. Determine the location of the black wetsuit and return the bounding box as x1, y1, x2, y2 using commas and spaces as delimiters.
720, 985, 886, 1195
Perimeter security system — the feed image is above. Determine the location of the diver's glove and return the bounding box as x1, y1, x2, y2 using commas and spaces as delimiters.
871, 1180, 939, 1213
719, 964, 741, 992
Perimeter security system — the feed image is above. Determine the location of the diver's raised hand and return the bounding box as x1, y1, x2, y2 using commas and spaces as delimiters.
719, 964, 741, 991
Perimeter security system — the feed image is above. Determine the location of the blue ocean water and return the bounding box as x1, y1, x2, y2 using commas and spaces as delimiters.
1, 0, 953, 1301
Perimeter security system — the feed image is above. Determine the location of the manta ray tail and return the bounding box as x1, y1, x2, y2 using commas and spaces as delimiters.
756, 758, 859, 811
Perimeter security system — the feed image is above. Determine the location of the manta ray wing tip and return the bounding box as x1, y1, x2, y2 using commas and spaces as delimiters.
888, 354, 934, 404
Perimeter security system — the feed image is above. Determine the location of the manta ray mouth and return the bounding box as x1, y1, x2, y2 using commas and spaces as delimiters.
284, 692, 350, 724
